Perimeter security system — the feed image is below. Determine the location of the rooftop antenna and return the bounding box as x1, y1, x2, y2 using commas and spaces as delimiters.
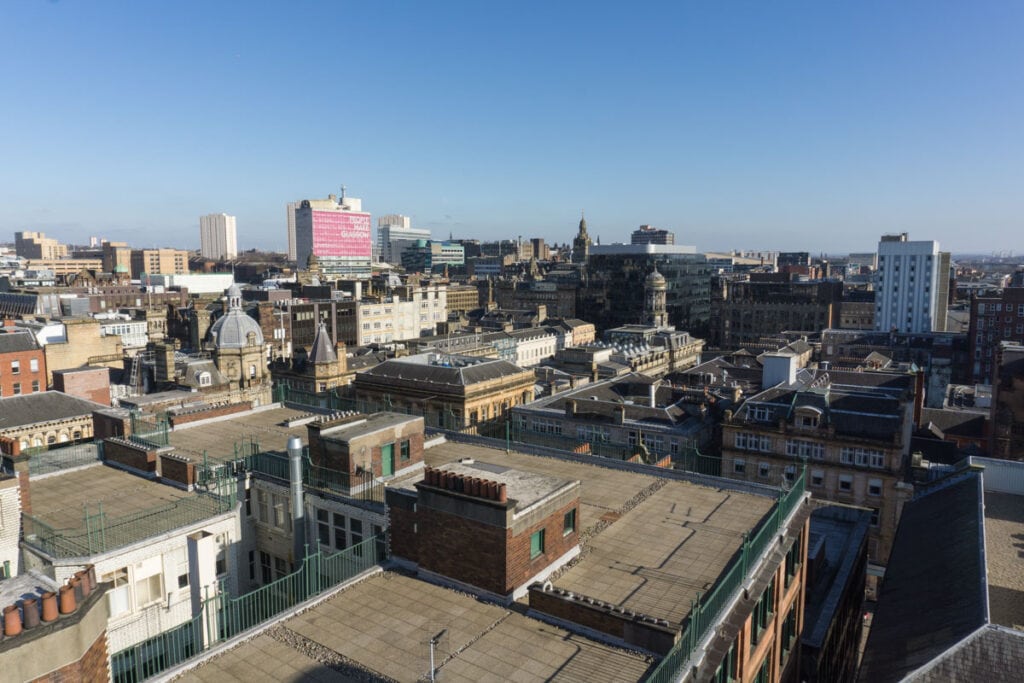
339, 184, 346, 203
428, 628, 447, 682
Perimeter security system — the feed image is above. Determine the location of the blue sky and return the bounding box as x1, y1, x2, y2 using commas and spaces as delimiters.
2, 1, 1022, 254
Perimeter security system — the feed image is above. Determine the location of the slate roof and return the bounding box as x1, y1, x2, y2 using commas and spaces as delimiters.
908, 625, 1024, 682
0, 391, 107, 431
359, 353, 530, 387
308, 322, 338, 364
0, 330, 40, 354
858, 473, 988, 683
919, 407, 987, 440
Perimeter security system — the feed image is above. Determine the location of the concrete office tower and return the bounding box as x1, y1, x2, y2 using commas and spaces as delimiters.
377, 214, 431, 265
286, 201, 300, 261
874, 233, 950, 334
15, 231, 68, 259
199, 213, 238, 260
631, 225, 675, 245
294, 192, 372, 278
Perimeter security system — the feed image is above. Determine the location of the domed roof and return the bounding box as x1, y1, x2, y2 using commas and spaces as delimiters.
645, 268, 667, 288
209, 285, 263, 349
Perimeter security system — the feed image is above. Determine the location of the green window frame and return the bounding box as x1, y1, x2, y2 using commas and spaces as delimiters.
400, 439, 411, 461
530, 529, 545, 559
751, 576, 776, 646
563, 509, 576, 536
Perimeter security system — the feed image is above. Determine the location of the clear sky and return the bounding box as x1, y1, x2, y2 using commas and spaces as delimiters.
2, 1, 1022, 255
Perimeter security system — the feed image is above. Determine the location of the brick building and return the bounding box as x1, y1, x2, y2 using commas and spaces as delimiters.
0, 327, 46, 397
709, 274, 843, 351
721, 355, 916, 571
0, 392, 105, 455
992, 341, 1024, 460
968, 285, 1024, 383
307, 412, 425, 482
51, 366, 111, 406
387, 459, 581, 601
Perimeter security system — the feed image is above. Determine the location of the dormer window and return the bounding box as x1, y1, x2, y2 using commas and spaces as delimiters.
795, 406, 822, 429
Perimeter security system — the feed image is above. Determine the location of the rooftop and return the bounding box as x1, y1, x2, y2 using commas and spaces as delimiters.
316, 412, 423, 442
24, 464, 229, 558
983, 491, 1024, 630
183, 572, 654, 682
167, 405, 312, 462
423, 441, 777, 625
0, 391, 106, 432
426, 459, 576, 515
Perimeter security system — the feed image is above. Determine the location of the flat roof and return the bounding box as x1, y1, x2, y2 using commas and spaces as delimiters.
430, 460, 576, 514
183, 572, 654, 682
983, 491, 1024, 630
318, 412, 422, 441
423, 441, 776, 624
167, 406, 312, 462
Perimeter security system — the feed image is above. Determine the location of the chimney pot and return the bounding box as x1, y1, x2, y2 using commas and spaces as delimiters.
87, 564, 97, 590
3, 604, 22, 637
71, 576, 84, 603
41, 592, 57, 622
497, 483, 508, 503
21, 597, 39, 629
59, 585, 77, 615
75, 570, 92, 598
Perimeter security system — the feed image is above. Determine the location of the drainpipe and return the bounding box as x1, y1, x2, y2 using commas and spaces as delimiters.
289, 436, 306, 564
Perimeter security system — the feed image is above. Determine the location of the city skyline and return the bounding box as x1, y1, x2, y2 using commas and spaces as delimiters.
2, 2, 1022, 253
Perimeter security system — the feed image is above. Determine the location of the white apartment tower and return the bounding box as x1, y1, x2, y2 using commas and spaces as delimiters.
199, 213, 238, 260
286, 201, 300, 261
377, 214, 431, 265
875, 233, 949, 333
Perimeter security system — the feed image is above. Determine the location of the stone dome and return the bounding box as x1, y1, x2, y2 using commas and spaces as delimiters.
209, 285, 263, 349
645, 268, 667, 289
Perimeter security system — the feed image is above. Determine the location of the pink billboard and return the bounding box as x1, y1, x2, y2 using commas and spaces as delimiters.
311, 210, 372, 257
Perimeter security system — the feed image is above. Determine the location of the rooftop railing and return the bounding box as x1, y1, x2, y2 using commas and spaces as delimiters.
645, 467, 806, 683
22, 491, 235, 559
110, 535, 382, 683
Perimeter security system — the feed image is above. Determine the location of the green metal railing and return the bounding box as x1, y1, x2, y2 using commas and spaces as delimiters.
110, 536, 382, 683
129, 411, 170, 447
22, 491, 235, 558
645, 468, 806, 683
24, 441, 104, 475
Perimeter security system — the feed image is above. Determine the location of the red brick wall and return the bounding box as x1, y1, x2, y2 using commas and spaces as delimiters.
91, 411, 129, 441
103, 439, 157, 473
365, 430, 424, 478
52, 367, 109, 405
28, 628, 109, 683
388, 503, 419, 564
311, 419, 424, 477
505, 499, 579, 591
417, 505, 509, 595
410, 496, 579, 596
0, 347, 46, 397
160, 454, 196, 487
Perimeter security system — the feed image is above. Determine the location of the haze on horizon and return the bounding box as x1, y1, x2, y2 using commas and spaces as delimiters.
1, 1, 1021, 255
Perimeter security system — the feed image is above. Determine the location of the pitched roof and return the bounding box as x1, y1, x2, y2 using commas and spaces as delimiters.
0, 391, 106, 431
308, 322, 338, 364
908, 625, 1024, 682
0, 331, 40, 354
858, 473, 988, 682
359, 354, 529, 387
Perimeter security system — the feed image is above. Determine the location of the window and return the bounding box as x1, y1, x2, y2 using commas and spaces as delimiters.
272, 494, 291, 532
563, 509, 576, 536
759, 462, 771, 478
530, 529, 545, 559
784, 465, 796, 482
868, 478, 882, 496
751, 406, 772, 422
256, 489, 268, 523
751, 576, 776, 645
249, 550, 256, 582
784, 533, 802, 588
735, 432, 771, 452
400, 440, 410, 462
10, 360, 20, 375
811, 469, 824, 487
171, 546, 189, 590
29, 358, 39, 372
870, 507, 880, 527
333, 513, 347, 550
12, 383, 21, 395
733, 458, 746, 474
31, 380, 39, 392
274, 556, 288, 579
838, 475, 853, 492
786, 439, 823, 460
260, 551, 272, 583
712, 638, 739, 683
104, 568, 131, 617
779, 604, 798, 667
350, 518, 364, 555
135, 571, 163, 608
317, 509, 330, 546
